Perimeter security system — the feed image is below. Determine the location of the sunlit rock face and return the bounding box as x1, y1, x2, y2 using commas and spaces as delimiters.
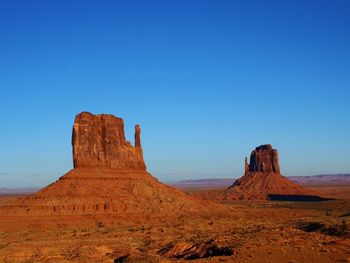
72, 112, 146, 170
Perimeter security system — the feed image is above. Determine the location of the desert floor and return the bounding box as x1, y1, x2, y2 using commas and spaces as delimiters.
0, 184, 349, 263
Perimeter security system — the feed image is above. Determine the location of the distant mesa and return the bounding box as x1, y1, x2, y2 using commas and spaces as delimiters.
200, 144, 324, 201
1, 112, 220, 218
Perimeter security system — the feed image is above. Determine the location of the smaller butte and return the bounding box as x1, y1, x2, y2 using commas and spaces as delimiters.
200, 144, 322, 201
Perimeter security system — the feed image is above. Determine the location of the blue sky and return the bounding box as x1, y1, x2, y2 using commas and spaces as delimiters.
0, 0, 349, 187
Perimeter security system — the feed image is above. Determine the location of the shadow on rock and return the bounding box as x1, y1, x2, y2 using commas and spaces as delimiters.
114, 255, 128, 263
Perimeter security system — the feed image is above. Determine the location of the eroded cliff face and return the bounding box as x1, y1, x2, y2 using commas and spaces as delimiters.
72, 112, 146, 170
248, 144, 280, 174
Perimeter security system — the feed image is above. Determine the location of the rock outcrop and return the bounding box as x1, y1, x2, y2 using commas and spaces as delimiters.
247, 144, 280, 174
1, 112, 222, 218
198, 144, 319, 201
72, 112, 145, 170
158, 239, 233, 259
228, 144, 318, 199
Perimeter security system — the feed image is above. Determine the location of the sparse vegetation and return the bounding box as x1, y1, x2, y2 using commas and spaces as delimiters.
1, 189, 350, 262
297, 219, 349, 237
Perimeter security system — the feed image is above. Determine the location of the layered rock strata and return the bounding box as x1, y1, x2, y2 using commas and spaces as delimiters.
1, 112, 221, 218
72, 112, 145, 170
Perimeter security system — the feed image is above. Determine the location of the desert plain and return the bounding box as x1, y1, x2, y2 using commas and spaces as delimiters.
0, 183, 349, 263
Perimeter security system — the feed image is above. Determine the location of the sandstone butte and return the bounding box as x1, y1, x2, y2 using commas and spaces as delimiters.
1, 112, 221, 218
202, 144, 320, 201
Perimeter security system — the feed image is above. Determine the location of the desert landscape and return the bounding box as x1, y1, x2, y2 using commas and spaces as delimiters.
1, 1, 349, 263
0, 112, 349, 263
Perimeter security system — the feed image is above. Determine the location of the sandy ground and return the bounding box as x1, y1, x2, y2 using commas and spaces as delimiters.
0, 184, 349, 262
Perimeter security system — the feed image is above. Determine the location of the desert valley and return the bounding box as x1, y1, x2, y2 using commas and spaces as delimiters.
0, 112, 349, 263
1, 1, 350, 262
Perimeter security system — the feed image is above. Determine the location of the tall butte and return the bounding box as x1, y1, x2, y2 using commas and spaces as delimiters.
72, 112, 146, 170
6, 112, 219, 217
218, 144, 318, 200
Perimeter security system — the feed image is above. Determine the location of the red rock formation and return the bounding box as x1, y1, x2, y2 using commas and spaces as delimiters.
230, 144, 315, 199
202, 144, 319, 200
1, 112, 223, 218
248, 144, 280, 174
158, 239, 233, 259
72, 112, 145, 170
134, 124, 141, 148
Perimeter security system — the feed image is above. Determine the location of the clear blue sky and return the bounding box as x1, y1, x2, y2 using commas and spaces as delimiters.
0, 0, 349, 188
